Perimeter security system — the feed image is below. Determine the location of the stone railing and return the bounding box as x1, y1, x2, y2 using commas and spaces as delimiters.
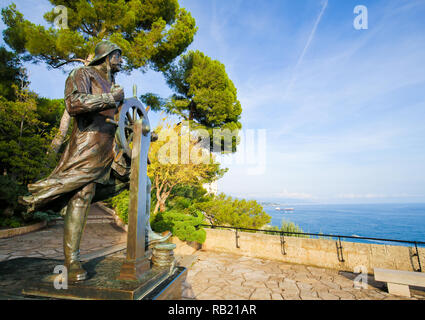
93, 203, 424, 274
201, 228, 425, 274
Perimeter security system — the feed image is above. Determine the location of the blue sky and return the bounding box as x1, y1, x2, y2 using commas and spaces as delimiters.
1, 0, 425, 203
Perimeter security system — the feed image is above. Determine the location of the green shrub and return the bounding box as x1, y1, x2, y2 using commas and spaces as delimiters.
32, 210, 60, 222
261, 221, 308, 238
0, 216, 22, 228
262, 225, 280, 235
167, 196, 192, 210
0, 175, 26, 216
280, 220, 308, 238
151, 210, 206, 244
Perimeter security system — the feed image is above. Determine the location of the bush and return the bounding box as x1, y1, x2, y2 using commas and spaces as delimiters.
151, 210, 206, 244
0, 175, 26, 216
262, 220, 308, 238
0, 216, 22, 228
32, 210, 60, 222
280, 220, 308, 238
262, 225, 280, 235
195, 193, 271, 229
167, 196, 192, 211
105, 190, 130, 224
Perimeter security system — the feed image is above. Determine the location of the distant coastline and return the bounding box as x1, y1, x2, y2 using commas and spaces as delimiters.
261, 202, 425, 246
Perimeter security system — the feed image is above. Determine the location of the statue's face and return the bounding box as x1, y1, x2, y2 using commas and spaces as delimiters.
109, 50, 123, 73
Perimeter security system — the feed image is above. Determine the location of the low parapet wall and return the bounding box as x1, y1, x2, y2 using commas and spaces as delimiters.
201, 229, 425, 274
0, 221, 47, 239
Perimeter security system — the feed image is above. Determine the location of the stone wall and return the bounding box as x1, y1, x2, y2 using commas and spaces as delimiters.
0, 221, 47, 239
201, 229, 425, 274
171, 237, 202, 256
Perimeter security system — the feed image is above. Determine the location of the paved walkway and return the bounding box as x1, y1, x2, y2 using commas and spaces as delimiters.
1, 204, 424, 300
181, 251, 425, 300
0, 205, 126, 262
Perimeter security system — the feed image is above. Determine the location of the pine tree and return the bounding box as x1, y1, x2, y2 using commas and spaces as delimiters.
1, 0, 197, 152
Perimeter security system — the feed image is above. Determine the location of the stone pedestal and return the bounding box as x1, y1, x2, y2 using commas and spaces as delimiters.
19, 256, 186, 300
152, 243, 177, 269
117, 257, 151, 281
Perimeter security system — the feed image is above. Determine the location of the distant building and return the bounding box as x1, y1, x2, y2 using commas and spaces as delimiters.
203, 181, 218, 195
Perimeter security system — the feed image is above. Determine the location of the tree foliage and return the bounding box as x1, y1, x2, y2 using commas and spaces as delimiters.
36, 97, 66, 130
148, 122, 227, 213
142, 50, 242, 152
0, 86, 58, 185
195, 194, 271, 229
0, 51, 64, 222
165, 184, 211, 209
0, 46, 28, 100
0, 175, 26, 216
2, 0, 198, 153
1, 0, 197, 71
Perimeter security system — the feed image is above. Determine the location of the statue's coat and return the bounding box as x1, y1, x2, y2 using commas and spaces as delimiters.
25, 66, 129, 211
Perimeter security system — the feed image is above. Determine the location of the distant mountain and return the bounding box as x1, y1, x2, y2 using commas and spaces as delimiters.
258, 201, 280, 206
255, 197, 319, 205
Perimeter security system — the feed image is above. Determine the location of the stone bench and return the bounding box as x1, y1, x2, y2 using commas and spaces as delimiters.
374, 268, 425, 297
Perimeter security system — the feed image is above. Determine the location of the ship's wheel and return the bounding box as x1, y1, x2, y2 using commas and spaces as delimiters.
116, 97, 150, 158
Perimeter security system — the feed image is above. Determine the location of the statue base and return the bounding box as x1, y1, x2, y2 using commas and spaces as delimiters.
117, 254, 151, 281
20, 256, 187, 300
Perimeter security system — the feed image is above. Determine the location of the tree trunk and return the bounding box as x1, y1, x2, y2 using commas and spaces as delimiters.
159, 200, 166, 212
154, 197, 166, 213
157, 185, 175, 213
18, 115, 25, 147
154, 185, 175, 213
189, 101, 195, 121
154, 200, 161, 214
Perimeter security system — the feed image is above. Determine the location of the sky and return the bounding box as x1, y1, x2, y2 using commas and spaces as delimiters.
1, 0, 425, 204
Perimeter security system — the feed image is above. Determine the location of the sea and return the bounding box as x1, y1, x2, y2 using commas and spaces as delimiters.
262, 203, 425, 247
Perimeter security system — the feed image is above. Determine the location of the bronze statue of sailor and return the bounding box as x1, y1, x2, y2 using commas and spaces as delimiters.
19, 41, 170, 282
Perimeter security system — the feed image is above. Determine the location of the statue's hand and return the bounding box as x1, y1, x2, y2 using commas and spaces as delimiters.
111, 85, 124, 103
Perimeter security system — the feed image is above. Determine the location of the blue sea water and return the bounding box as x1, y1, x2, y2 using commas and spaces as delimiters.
263, 203, 425, 246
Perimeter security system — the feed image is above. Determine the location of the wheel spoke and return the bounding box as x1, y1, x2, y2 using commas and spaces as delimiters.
133, 107, 137, 121
119, 101, 149, 158
126, 111, 134, 124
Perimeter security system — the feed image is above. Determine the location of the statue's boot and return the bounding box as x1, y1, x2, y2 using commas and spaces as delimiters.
146, 225, 172, 246
63, 184, 96, 282
66, 252, 87, 282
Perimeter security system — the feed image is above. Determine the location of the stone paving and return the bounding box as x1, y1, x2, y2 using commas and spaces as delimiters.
1, 204, 425, 300
181, 251, 425, 300
0, 206, 126, 262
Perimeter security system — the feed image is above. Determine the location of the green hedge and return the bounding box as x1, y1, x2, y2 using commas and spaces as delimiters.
0, 216, 21, 228
105, 190, 130, 224
151, 210, 206, 244
105, 188, 208, 244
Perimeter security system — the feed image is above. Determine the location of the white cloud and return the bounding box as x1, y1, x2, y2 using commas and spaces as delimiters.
337, 193, 425, 200
284, 0, 328, 97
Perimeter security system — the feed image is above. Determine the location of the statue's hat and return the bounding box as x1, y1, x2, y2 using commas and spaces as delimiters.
88, 41, 122, 66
